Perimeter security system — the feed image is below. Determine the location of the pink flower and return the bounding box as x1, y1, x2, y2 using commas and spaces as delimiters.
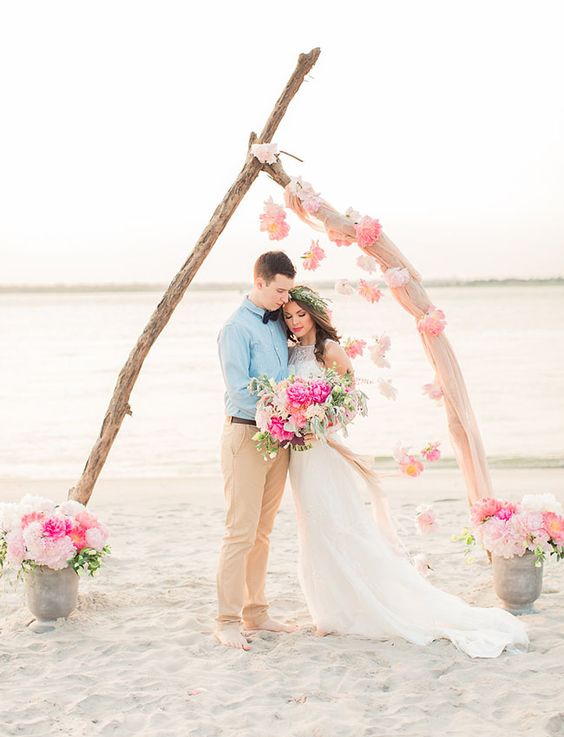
301, 240, 326, 271
402, 456, 424, 477
267, 416, 295, 443
415, 505, 439, 535
377, 378, 397, 401
357, 279, 382, 304
413, 553, 432, 577
394, 445, 424, 477
38, 536, 76, 570
69, 523, 88, 550
543, 512, 564, 543
356, 255, 379, 273
382, 267, 411, 288
42, 516, 72, 540
470, 497, 504, 526
285, 382, 312, 410
343, 338, 366, 359
368, 334, 391, 368
20, 511, 45, 528
354, 215, 382, 248
417, 306, 447, 337
6, 529, 26, 567
421, 441, 441, 463
422, 382, 443, 402
259, 197, 290, 241
495, 503, 518, 521
85, 526, 108, 551
309, 380, 332, 404
335, 279, 354, 296
75, 510, 100, 530
250, 143, 279, 165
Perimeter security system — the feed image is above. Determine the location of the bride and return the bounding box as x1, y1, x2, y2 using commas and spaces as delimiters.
283, 285, 528, 658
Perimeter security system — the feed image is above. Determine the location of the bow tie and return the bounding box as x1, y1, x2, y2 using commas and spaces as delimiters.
262, 308, 281, 324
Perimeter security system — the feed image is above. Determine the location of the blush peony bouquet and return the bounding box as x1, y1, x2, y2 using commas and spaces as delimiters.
455, 494, 564, 566
0, 495, 110, 578
248, 368, 368, 460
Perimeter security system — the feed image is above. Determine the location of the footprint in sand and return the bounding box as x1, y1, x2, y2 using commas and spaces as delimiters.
546, 713, 564, 736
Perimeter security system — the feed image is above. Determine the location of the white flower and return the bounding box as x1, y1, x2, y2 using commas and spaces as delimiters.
19, 495, 56, 515
250, 143, 279, 165
335, 279, 354, 296
521, 494, 563, 515
0, 502, 21, 532
383, 267, 411, 288
345, 207, 362, 223
57, 500, 86, 517
378, 378, 397, 400
356, 255, 379, 274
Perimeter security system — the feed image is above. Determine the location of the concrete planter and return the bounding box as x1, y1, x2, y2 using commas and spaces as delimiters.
492, 550, 543, 613
25, 566, 79, 632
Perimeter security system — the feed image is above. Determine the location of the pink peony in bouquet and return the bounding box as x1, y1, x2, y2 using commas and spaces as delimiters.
455, 493, 564, 566
0, 495, 110, 577
248, 368, 368, 459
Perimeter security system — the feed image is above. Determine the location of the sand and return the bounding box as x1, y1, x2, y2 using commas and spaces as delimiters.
1, 468, 563, 737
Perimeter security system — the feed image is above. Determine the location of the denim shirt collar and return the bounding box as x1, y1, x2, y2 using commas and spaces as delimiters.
242, 296, 266, 319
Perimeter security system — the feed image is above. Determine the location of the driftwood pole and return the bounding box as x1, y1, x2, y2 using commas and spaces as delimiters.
69, 47, 321, 505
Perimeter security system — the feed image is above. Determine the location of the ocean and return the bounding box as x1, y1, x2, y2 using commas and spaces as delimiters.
1, 283, 562, 479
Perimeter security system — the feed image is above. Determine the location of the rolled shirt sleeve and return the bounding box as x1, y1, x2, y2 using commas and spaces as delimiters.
218, 323, 257, 420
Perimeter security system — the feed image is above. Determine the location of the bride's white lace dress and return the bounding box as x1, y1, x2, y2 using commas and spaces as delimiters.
288, 343, 528, 658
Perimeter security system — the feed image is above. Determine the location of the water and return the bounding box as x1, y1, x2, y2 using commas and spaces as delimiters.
1, 284, 563, 479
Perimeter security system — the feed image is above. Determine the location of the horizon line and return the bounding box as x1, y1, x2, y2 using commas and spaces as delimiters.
0, 276, 563, 294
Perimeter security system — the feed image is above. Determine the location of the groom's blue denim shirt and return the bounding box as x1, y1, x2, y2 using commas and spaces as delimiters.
218, 297, 289, 420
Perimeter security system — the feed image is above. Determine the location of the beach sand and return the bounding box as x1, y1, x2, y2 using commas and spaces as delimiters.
1, 468, 563, 737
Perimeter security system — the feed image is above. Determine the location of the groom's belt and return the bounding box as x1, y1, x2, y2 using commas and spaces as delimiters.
228, 416, 256, 426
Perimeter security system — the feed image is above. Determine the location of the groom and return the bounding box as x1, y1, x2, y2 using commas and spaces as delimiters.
215, 250, 297, 650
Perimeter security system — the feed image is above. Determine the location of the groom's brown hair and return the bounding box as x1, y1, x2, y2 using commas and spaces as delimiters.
254, 251, 296, 284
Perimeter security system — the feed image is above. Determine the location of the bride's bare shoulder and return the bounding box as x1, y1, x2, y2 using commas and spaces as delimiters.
322, 340, 353, 375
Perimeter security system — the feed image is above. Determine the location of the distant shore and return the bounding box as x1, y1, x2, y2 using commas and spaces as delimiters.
1, 277, 563, 293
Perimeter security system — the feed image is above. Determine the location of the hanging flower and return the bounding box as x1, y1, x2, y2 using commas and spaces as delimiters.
343, 338, 367, 359
335, 279, 354, 296
368, 334, 391, 368
377, 378, 397, 400
251, 143, 279, 165
415, 504, 440, 535
355, 215, 382, 248
393, 445, 424, 477
357, 279, 382, 304
421, 441, 441, 463
383, 267, 411, 288
422, 382, 443, 402
356, 254, 379, 273
287, 176, 322, 214
417, 306, 447, 337
301, 240, 326, 271
259, 197, 290, 241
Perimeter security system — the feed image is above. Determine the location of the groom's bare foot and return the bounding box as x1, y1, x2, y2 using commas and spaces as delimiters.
243, 617, 298, 633
214, 626, 251, 651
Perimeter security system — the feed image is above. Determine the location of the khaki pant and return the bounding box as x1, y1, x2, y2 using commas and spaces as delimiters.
216, 418, 289, 629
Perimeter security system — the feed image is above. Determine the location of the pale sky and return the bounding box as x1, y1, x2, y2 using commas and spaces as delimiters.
1, 0, 563, 285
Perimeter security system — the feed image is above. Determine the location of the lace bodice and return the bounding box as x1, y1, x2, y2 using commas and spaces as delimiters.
288, 344, 323, 379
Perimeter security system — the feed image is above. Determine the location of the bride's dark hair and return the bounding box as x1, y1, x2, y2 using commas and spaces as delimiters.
286, 286, 341, 365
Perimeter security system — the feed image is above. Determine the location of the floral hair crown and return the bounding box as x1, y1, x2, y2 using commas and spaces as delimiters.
289, 286, 331, 316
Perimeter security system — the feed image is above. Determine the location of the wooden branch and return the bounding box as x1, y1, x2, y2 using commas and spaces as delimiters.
69, 47, 321, 505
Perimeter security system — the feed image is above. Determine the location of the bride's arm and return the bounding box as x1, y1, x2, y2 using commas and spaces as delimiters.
322, 341, 355, 385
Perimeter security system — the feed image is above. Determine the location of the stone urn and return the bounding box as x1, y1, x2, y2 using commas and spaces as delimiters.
492, 550, 543, 613
25, 566, 79, 633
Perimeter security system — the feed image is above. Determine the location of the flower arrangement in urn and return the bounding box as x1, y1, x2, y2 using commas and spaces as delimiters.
455, 493, 564, 611
0, 495, 110, 631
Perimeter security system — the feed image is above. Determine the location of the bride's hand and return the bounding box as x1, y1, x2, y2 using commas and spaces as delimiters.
303, 432, 317, 444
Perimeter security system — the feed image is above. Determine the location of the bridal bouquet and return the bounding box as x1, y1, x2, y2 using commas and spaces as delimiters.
0, 495, 110, 577
248, 368, 368, 459
455, 494, 564, 566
